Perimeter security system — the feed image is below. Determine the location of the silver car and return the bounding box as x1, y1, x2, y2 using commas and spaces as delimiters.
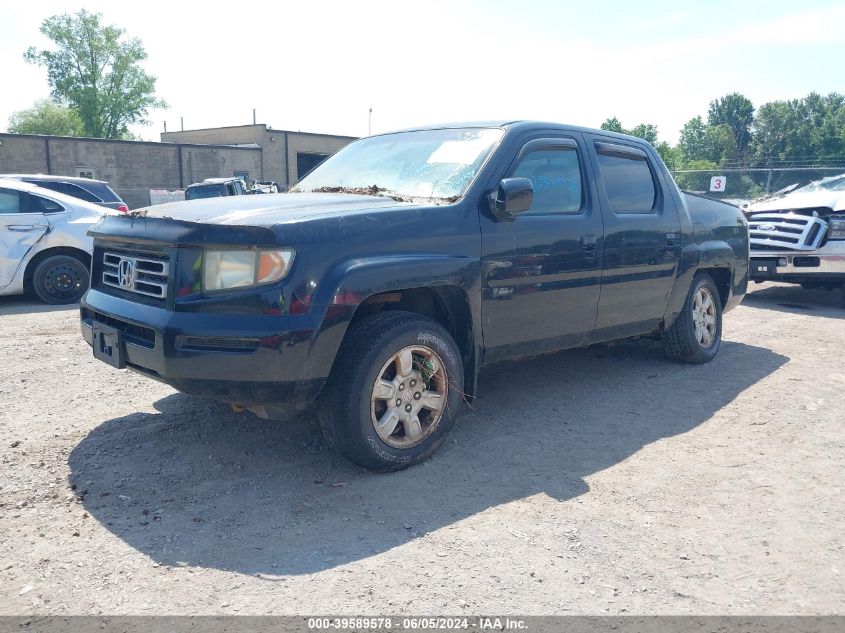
0, 178, 111, 304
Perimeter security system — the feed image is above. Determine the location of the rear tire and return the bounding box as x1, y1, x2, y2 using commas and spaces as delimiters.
318, 311, 464, 471
662, 272, 722, 364
32, 255, 89, 304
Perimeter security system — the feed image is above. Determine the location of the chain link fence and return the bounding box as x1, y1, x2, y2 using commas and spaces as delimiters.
669, 166, 845, 205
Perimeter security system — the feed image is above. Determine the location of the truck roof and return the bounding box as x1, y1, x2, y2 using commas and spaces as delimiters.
387, 120, 644, 144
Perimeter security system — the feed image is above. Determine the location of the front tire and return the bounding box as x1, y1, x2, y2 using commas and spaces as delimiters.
32, 255, 89, 304
662, 272, 722, 364
318, 311, 464, 471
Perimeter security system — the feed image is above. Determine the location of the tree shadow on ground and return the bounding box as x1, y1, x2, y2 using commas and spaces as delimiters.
68, 339, 787, 576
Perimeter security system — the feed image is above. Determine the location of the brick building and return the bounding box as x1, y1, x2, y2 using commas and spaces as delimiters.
161, 124, 355, 189
0, 124, 356, 209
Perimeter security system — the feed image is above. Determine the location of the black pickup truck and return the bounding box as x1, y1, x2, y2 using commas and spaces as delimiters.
81, 121, 749, 471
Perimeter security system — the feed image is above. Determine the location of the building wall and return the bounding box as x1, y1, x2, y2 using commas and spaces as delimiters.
161, 124, 356, 188
0, 133, 261, 209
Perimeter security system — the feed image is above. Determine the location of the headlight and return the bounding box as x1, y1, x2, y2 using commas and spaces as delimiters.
203, 249, 294, 291
828, 216, 845, 240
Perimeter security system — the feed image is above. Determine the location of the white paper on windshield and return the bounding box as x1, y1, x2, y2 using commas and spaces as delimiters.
426, 137, 492, 165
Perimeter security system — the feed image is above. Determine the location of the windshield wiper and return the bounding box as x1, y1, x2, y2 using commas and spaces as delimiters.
295, 184, 460, 205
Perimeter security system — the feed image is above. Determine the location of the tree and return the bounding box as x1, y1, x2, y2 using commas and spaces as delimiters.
707, 93, 754, 159
678, 116, 708, 163
704, 124, 737, 164
600, 117, 625, 134
628, 123, 659, 146
7, 99, 84, 136
24, 10, 166, 139
750, 92, 845, 162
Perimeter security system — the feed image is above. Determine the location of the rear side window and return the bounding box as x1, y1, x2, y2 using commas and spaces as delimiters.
29, 194, 64, 213
596, 147, 656, 213
0, 189, 62, 214
509, 148, 583, 214
59, 183, 102, 202
29, 180, 103, 203
0, 189, 22, 214
81, 182, 121, 203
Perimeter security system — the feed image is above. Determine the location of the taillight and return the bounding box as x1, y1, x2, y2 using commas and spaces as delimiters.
116, 204, 129, 213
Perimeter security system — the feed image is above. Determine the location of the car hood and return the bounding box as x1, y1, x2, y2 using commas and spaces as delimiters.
136, 192, 414, 226
747, 189, 845, 213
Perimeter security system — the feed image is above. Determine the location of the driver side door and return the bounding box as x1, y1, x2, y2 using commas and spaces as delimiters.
480, 133, 604, 362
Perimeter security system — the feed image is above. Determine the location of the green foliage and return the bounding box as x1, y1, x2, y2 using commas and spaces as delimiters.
24, 9, 166, 139
7, 99, 83, 136
707, 92, 754, 158
600, 117, 625, 134
678, 116, 708, 162
655, 142, 679, 168
628, 124, 658, 145
608, 91, 844, 171
750, 92, 845, 163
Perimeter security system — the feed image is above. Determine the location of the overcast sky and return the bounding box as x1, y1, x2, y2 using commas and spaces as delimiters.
0, 0, 842, 143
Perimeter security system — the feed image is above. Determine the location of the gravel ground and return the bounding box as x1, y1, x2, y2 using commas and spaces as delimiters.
1, 282, 843, 615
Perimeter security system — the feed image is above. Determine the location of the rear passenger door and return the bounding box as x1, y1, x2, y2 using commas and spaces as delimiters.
0, 189, 58, 287
481, 133, 604, 362
586, 136, 681, 340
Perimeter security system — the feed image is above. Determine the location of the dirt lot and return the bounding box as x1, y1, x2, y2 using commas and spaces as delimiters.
1, 282, 843, 615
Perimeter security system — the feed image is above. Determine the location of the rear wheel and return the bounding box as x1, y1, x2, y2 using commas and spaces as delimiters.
319, 311, 464, 471
662, 272, 722, 364
32, 255, 89, 304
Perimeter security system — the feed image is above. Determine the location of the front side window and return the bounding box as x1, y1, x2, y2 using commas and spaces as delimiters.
597, 151, 656, 213
293, 127, 504, 202
510, 148, 583, 214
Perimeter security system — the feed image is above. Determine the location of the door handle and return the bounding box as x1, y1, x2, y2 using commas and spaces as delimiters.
7, 225, 45, 232
581, 233, 597, 258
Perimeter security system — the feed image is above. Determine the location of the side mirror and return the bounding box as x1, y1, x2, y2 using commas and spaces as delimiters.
488, 177, 533, 221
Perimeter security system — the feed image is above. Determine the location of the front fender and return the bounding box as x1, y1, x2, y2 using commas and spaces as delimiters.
303, 254, 481, 381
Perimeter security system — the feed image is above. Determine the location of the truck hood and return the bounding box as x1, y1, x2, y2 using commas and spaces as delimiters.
135, 192, 412, 226
747, 189, 845, 214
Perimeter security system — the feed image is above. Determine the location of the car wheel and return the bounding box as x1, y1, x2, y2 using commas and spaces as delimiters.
319, 310, 464, 471
662, 272, 722, 364
32, 255, 89, 305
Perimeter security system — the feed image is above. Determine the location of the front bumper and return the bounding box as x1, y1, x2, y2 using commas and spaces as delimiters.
750, 244, 845, 281
80, 289, 326, 408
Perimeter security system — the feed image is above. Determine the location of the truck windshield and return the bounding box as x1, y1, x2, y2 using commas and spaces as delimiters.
292, 127, 504, 202
798, 173, 845, 193
185, 184, 224, 200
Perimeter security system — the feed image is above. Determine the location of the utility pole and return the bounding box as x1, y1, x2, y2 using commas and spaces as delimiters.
180, 117, 184, 131
368, 107, 372, 136
253, 109, 256, 125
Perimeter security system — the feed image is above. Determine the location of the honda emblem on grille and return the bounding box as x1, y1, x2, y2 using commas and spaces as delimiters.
757, 223, 776, 231
117, 258, 135, 288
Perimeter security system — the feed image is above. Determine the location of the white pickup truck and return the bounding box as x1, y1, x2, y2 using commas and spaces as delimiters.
747, 174, 845, 303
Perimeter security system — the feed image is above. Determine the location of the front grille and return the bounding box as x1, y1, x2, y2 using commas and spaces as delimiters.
748, 213, 827, 251
101, 249, 169, 301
